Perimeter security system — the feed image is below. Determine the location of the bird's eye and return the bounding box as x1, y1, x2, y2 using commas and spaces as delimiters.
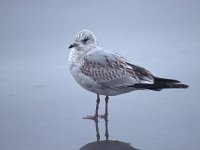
82, 38, 89, 43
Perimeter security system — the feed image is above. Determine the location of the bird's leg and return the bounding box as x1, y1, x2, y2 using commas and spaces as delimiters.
105, 96, 109, 119
94, 118, 100, 141
104, 115, 109, 141
83, 94, 100, 121
99, 96, 109, 120
94, 94, 100, 118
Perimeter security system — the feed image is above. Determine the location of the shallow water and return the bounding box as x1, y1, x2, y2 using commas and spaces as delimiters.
0, 1, 200, 150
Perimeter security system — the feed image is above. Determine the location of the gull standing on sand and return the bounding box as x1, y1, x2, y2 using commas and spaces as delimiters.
68, 30, 188, 120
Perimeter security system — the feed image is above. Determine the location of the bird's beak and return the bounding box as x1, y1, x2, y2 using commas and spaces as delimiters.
68, 42, 79, 49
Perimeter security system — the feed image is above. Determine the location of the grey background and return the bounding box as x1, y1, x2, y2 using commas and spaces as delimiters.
0, 0, 199, 150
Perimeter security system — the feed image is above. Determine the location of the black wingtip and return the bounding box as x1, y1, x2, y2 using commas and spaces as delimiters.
154, 77, 180, 84
132, 82, 189, 91
179, 84, 189, 88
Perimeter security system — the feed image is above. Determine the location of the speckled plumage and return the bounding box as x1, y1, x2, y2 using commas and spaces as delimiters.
68, 30, 188, 96
68, 30, 156, 96
68, 29, 188, 119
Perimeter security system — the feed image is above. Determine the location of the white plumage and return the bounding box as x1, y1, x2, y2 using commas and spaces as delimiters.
68, 29, 188, 120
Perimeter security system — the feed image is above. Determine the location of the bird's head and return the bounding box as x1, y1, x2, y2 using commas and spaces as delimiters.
68, 30, 98, 51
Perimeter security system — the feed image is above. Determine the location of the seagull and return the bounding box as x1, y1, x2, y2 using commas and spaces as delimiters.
68, 29, 189, 120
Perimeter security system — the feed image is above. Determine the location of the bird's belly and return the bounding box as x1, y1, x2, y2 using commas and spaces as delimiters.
72, 74, 135, 96
69, 65, 136, 96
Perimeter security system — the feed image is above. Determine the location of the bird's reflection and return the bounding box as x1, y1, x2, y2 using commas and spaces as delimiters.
79, 118, 139, 150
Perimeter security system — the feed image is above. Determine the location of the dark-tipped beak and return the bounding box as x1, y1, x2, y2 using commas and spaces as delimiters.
68, 43, 79, 49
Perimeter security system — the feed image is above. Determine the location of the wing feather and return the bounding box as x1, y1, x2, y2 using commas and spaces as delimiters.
80, 49, 154, 88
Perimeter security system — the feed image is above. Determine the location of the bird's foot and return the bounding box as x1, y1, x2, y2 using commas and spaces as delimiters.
83, 114, 99, 121
99, 114, 108, 120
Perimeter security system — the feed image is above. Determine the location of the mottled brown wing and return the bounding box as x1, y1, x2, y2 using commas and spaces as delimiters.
80, 51, 127, 82
80, 50, 154, 88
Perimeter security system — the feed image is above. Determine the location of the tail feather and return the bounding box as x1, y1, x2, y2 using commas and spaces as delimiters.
133, 77, 189, 91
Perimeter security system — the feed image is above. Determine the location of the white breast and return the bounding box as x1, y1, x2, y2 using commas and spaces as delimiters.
68, 49, 102, 94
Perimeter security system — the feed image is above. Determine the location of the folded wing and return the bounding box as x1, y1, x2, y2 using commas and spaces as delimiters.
80, 49, 154, 89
